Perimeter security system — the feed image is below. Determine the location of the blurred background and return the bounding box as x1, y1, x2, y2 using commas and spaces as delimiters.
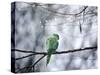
11, 2, 97, 73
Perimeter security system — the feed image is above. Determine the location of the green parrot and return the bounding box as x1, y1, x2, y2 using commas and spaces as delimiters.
46, 34, 59, 65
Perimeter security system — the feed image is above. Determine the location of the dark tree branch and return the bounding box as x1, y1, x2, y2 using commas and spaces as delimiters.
23, 3, 97, 17
12, 54, 34, 60
12, 46, 97, 60
12, 46, 97, 54
16, 55, 46, 73
32, 55, 46, 71
12, 49, 34, 53
75, 6, 88, 15
15, 46, 97, 72
33, 55, 46, 67
38, 6, 88, 16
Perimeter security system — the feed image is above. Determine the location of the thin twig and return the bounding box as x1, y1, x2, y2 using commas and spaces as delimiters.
75, 6, 88, 15
33, 55, 46, 66
32, 55, 46, 71
12, 49, 34, 53
25, 2, 88, 16
20, 3, 97, 16
15, 55, 46, 73
13, 54, 34, 60
39, 6, 88, 16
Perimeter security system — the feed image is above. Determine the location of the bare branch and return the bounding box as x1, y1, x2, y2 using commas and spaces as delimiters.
15, 46, 97, 72
15, 55, 46, 73
38, 6, 88, 16
75, 6, 88, 15
12, 46, 97, 60
32, 55, 46, 71
21, 3, 97, 17
12, 46, 97, 54
12, 54, 34, 60
12, 49, 33, 53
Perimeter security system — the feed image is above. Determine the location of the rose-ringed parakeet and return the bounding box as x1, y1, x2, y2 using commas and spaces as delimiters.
46, 34, 59, 65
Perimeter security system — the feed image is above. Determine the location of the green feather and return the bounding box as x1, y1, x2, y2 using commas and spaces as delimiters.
47, 49, 53, 65
46, 34, 59, 65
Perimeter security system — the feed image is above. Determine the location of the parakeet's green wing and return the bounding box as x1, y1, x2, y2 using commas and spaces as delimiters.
46, 37, 58, 65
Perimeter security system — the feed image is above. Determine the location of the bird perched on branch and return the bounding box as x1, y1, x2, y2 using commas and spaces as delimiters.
46, 34, 59, 65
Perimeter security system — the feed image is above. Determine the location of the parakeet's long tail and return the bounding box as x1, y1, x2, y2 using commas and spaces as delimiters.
46, 50, 52, 65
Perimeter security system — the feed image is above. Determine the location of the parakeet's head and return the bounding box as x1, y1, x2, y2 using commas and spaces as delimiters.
53, 34, 59, 40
